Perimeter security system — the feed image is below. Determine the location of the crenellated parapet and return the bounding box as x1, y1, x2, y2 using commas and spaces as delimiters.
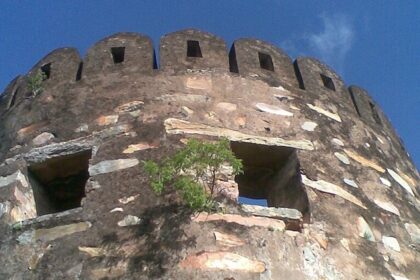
0, 29, 411, 161
0, 29, 419, 280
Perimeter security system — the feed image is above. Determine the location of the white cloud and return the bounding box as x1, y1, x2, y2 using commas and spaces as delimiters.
306, 14, 354, 73
281, 13, 355, 75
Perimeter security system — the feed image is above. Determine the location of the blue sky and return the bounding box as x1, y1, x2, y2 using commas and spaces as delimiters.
0, 0, 419, 168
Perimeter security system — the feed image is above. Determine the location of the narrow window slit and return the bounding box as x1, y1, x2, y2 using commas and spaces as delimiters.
111, 47, 125, 64
187, 40, 202, 57
320, 74, 335, 91
258, 52, 274, 71
41, 63, 51, 80
75, 62, 83, 81
369, 101, 382, 125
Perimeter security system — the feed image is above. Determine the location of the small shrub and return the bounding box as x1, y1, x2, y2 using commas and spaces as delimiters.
27, 70, 47, 97
144, 138, 243, 211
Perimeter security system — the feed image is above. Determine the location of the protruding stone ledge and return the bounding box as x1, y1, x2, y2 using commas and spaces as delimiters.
241, 204, 302, 220
164, 118, 314, 150
192, 212, 285, 231
301, 175, 366, 209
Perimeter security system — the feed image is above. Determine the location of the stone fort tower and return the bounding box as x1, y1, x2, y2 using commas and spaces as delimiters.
0, 29, 419, 279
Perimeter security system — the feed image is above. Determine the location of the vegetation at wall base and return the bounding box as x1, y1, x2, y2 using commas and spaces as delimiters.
144, 138, 243, 211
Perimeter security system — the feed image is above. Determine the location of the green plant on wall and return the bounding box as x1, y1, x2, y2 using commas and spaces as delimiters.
27, 70, 47, 97
144, 138, 243, 211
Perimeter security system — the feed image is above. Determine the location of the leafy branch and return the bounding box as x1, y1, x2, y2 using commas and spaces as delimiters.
27, 70, 47, 97
144, 138, 243, 211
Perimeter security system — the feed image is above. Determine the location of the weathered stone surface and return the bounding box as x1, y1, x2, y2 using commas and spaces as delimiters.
118, 194, 139, 204
95, 115, 119, 126
0, 201, 11, 218
193, 212, 286, 231
213, 231, 245, 247
89, 261, 127, 279
114, 100, 144, 113
74, 124, 89, 132
215, 180, 239, 202
255, 103, 293, 116
181, 106, 194, 117
10, 186, 37, 222
343, 178, 358, 188
387, 169, 415, 196
241, 204, 302, 220
123, 142, 158, 153
17, 222, 91, 244
156, 93, 210, 104
0, 170, 29, 189
79, 246, 109, 257
185, 76, 212, 90
301, 121, 318, 131
16, 121, 49, 141
89, 158, 139, 176
180, 251, 266, 273
32, 132, 55, 146
379, 177, 392, 187
301, 175, 366, 209
307, 104, 341, 122
344, 149, 385, 173
404, 223, 420, 245
373, 199, 400, 216
215, 102, 237, 112
117, 215, 142, 227
391, 274, 409, 280
334, 152, 350, 165
357, 217, 375, 241
164, 118, 314, 150
331, 138, 344, 147
382, 236, 400, 252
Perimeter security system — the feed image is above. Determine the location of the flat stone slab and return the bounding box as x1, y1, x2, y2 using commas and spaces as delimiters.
241, 204, 302, 221
164, 118, 314, 150
180, 251, 266, 273
193, 212, 285, 231
17, 222, 91, 244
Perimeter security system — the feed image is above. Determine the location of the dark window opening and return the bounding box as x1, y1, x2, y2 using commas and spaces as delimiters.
28, 149, 92, 216
153, 50, 158, 69
348, 88, 361, 116
111, 47, 125, 64
258, 52, 274, 71
41, 63, 51, 80
187, 40, 202, 57
369, 101, 382, 125
231, 142, 310, 223
320, 74, 335, 91
293, 61, 305, 90
229, 45, 239, 73
75, 62, 83, 81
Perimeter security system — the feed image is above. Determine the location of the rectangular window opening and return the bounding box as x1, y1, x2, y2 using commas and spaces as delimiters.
258, 52, 274, 71
369, 101, 382, 125
75, 62, 83, 81
28, 149, 92, 216
320, 74, 335, 91
111, 47, 125, 64
231, 142, 309, 223
41, 63, 51, 80
187, 40, 202, 58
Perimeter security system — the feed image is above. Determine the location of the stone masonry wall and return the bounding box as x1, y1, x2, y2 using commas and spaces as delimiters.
0, 29, 419, 280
